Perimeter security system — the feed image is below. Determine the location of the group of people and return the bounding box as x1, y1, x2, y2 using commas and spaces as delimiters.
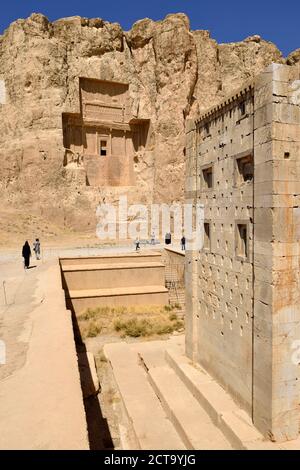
22, 239, 41, 269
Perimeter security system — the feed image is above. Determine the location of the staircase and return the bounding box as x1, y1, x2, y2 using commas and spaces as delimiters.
103, 336, 278, 450
60, 252, 169, 315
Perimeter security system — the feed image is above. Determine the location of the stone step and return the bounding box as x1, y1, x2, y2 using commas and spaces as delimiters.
134, 336, 184, 370
104, 338, 300, 451
147, 365, 233, 450
60, 252, 162, 268
68, 285, 169, 299
69, 286, 169, 315
62, 262, 166, 290
103, 342, 186, 450
165, 348, 263, 450
67, 285, 169, 315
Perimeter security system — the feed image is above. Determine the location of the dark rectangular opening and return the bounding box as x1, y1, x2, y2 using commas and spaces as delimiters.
202, 166, 213, 189
236, 223, 248, 259
204, 222, 211, 250
239, 101, 246, 117
204, 123, 210, 136
100, 140, 107, 156
236, 155, 253, 184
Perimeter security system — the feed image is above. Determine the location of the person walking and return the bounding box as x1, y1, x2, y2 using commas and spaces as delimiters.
181, 235, 186, 251
150, 231, 155, 245
33, 238, 41, 260
135, 237, 140, 251
22, 241, 31, 269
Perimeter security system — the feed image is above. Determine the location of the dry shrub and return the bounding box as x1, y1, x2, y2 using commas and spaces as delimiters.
77, 304, 183, 339
87, 322, 102, 337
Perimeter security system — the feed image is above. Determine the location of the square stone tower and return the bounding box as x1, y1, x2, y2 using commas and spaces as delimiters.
185, 63, 300, 441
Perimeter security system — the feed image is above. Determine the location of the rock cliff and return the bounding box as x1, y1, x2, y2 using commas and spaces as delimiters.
0, 12, 291, 241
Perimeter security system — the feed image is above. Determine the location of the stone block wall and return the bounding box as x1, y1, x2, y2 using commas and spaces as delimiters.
185, 119, 198, 359
185, 63, 300, 441
253, 63, 300, 441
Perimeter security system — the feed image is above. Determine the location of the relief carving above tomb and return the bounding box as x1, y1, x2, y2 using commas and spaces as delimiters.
62, 78, 150, 187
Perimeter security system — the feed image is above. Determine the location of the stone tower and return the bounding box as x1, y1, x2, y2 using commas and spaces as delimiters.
185, 63, 300, 441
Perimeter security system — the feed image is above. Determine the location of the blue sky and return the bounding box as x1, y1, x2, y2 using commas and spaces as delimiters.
0, 0, 299, 56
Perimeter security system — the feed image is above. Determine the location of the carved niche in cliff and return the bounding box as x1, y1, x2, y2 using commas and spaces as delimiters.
62, 78, 149, 186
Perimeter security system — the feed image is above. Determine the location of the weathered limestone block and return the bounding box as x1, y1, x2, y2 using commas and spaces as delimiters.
187, 63, 300, 443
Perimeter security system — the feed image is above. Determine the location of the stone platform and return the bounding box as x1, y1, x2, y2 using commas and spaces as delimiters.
60, 252, 169, 315
60, 252, 163, 267
104, 336, 300, 450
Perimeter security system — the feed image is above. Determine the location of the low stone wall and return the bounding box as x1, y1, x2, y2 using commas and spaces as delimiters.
0, 260, 89, 450
60, 252, 169, 316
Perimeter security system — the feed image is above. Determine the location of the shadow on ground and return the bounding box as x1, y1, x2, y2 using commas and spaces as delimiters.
71, 310, 114, 450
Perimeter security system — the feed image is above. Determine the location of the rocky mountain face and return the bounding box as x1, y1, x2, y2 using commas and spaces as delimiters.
0, 12, 296, 239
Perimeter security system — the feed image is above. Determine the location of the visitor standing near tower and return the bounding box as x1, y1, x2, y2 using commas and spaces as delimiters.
33, 238, 41, 260
181, 235, 186, 251
165, 232, 171, 245
22, 241, 31, 269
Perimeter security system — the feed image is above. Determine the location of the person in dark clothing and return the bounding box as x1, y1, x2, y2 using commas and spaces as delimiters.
22, 241, 31, 269
165, 232, 171, 245
181, 235, 186, 251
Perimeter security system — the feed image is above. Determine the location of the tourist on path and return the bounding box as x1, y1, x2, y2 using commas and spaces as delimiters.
22, 241, 31, 269
150, 232, 155, 245
33, 238, 41, 260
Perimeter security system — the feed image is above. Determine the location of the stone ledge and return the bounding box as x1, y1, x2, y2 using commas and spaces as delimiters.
165, 348, 300, 450
68, 284, 169, 299
148, 365, 232, 450
103, 342, 185, 450
62, 261, 165, 272
0, 261, 89, 450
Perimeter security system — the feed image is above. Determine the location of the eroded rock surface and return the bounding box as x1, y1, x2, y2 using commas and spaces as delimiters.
0, 12, 292, 239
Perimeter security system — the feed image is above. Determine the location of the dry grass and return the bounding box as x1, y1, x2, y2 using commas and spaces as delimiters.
77, 304, 184, 339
